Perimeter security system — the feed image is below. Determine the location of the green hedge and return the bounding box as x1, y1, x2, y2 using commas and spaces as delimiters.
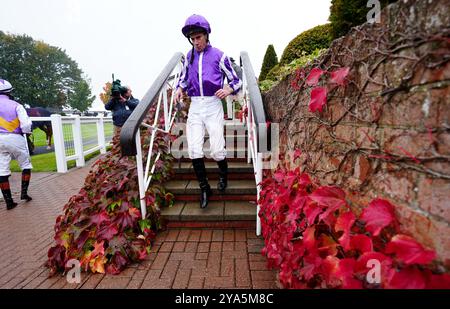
279, 24, 332, 65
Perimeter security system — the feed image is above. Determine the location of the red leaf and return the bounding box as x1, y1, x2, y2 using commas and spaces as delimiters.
330, 67, 350, 86
97, 223, 119, 241
310, 186, 346, 223
91, 240, 105, 258
298, 173, 311, 188
318, 234, 339, 257
426, 272, 450, 289
350, 234, 373, 253
310, 186, 346, 209
385, 234, 436, 265
386, 267, 426, 289
360, 198, 396, 236
293, 149, 302, 161
302, 226, 316, 251
273, 170, 285, 183
306, 68, 325, 86
308, 87, 328, 113
355, 252, 392, 272
304, 202, 322, 225
335, 211, 356, 250
90, 211, 110, 226
321, 256, 360, 288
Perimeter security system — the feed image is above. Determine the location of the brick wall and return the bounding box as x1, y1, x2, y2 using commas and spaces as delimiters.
262, 0, 450, 265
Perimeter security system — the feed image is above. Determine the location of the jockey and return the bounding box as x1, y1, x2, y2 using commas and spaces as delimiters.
174, 14, 242, 209
0, 79, 33, 210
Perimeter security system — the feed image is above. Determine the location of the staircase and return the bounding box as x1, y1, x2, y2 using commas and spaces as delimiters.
161, 119, 258, 229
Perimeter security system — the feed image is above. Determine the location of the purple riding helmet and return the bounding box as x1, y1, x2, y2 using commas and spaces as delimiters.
182, 14, 212, 64
182, 14, 211, 38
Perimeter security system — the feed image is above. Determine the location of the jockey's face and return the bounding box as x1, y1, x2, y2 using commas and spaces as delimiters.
189, 32, 208, 52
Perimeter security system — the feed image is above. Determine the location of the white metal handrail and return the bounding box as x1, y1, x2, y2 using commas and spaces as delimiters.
120, 53, 184, 218
240, 51, 268, 236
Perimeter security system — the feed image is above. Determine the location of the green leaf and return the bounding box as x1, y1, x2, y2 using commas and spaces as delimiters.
138, 219, 151, 232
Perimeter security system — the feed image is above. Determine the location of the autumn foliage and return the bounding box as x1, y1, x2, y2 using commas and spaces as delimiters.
258, 153, 450, 289
47, 105, 175, 276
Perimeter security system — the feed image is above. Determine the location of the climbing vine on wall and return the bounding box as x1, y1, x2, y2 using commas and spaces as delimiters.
258, 153, 450, 289
47, 106, 175, 276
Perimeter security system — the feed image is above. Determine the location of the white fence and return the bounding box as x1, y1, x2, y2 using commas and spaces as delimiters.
29, 115, 113, 173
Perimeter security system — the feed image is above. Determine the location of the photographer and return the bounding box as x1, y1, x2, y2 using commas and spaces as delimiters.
105, 80, 139, 135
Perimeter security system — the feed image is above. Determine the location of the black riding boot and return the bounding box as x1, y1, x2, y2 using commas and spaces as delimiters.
21, 169, 32, 201
0, 175, 17, 210
217, 159, 228, 192
192, 158, 212, 209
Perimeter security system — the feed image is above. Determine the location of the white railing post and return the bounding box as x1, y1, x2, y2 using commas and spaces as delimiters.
135, 128, 147, 218
96, 115, 106, 154
72, 115, 85, 167
50, 114, 67, 173
256, 152, 263, 236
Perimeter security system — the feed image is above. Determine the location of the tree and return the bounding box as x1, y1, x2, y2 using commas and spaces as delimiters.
99, 82, 112, 104
0, 31, 87, 109
259, 45, 278, 81
68, 78, 96, 112
329, 0, 397, 39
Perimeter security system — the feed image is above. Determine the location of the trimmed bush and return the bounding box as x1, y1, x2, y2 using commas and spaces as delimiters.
280, 24, 332, 65
259, 44, 279, 81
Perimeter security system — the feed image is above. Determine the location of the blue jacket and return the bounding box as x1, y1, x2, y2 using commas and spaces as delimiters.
105, 97, 139, 127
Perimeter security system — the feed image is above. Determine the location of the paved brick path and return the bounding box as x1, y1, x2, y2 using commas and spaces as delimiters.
0, 158, 278, 289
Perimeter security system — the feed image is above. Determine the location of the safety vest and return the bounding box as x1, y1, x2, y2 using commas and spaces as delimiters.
0, 94, 22, 134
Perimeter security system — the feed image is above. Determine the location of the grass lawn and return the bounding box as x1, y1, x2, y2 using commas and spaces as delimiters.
31, 122, 114, 147
10, 146, 112, 172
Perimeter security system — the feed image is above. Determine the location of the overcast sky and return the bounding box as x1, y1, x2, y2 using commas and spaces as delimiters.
0, 0, 331, 110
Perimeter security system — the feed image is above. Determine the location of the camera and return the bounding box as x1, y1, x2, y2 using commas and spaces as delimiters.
111, 78, 127, 98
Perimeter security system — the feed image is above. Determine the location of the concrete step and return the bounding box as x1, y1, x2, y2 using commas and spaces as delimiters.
172, 161, 255, 180
171, 147, 248, 160
173, 161, 254, 174
164, 179, 257, 196
179, 157, 249, 163
161, 200, 257, 222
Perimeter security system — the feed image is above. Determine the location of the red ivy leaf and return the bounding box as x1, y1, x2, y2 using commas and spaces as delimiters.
306, 68, 325, 86
293, 149, 302, 161
91, 240, 105, 258
97, 223, 119, 241
360, 198, 396, 236
310, 186, 346, 209
386, 267, 427, 289
350, 234, 373, 253
304, 202, 322, 225
355, 251, 394, 283
330, 67, 350, 86
310, 186, 346, 224
426, 272, 450, 289
385, 234, 436, 265
308, 87, 328, 113
90, 211, 110, 226
273, 170, 285, 183
335, 211, 356, 250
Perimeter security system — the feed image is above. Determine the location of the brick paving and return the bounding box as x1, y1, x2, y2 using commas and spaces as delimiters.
0, 158, 279, 289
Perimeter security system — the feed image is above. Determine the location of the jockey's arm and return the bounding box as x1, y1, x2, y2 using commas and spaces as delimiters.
16, 105, 32, 134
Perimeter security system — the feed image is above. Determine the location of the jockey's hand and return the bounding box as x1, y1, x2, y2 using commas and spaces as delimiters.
174, 87, 184, 103
215, 85, 233, 100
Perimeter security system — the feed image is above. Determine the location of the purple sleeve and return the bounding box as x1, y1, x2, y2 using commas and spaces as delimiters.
176, 55, 189, 90
220, 54, 242, 93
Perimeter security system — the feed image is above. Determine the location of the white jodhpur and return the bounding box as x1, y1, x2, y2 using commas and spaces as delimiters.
187, 96, 226, 161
